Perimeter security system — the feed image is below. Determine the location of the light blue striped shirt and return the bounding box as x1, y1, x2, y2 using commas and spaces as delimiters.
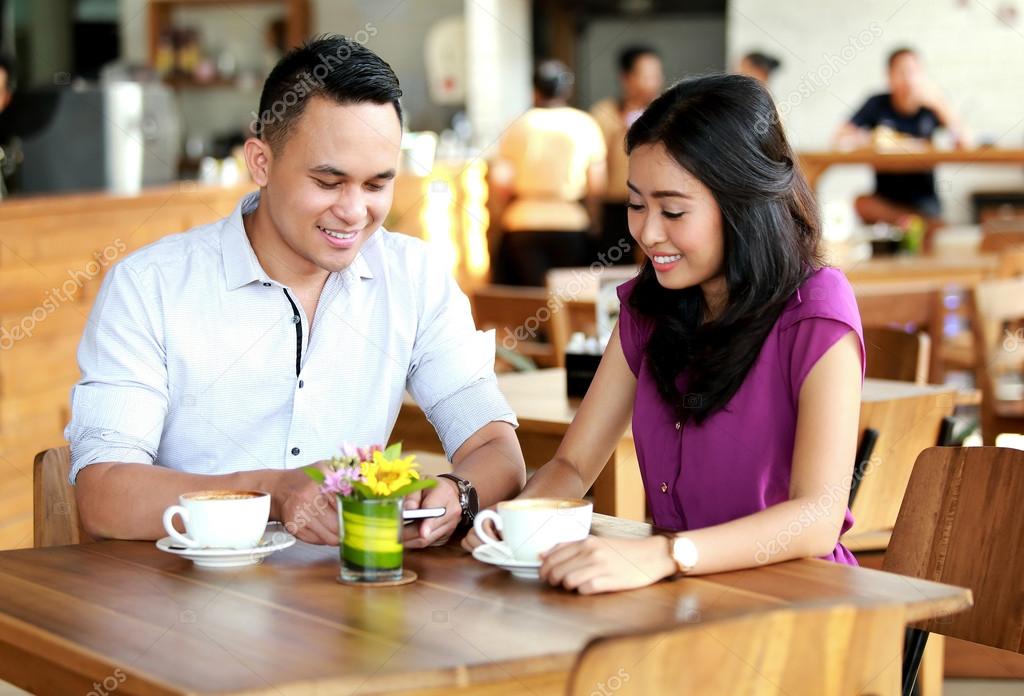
66, 192, 516, 483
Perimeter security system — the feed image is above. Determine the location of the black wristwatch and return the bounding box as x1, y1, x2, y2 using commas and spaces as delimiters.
438, 473, 479, 529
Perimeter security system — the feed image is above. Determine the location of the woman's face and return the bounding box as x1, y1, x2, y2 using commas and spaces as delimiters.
627, 143, 725, 297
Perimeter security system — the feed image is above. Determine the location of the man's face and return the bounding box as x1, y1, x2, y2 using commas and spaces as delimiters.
889, 53, 923, 104
256, 97, 402, 274
623, 54, 665, 106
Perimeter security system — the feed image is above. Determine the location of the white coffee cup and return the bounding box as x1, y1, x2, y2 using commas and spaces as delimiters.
162, 490, 271, 549
473, 498, 593, 562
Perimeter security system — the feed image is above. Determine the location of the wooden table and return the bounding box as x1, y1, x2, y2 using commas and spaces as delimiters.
797, 147, 1024, 189
0, 515, 971, 696
396, 370, 958, 521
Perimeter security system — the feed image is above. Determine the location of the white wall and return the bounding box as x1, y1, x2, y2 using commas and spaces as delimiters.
465, 0, 531, 151
727, 0, 1024, 223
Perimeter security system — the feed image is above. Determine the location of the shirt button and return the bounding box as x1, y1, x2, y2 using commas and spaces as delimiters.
660, 482, 669, 493
262, 282, 271, 287
298, 380, 304, 388
675, 422, 681, 431
292, 315, 300, 324
291, 447, 300, 456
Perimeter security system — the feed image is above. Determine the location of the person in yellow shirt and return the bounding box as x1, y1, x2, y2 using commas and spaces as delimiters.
491, 60, 607, 286
590, 46, 664, 265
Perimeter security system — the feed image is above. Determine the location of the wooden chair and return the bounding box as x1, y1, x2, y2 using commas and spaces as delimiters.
548, 299, 598, 368
969, 278, 1024, 445
997, 248, 1024, 278
884, 446, 1024, 692
471, 285, 557, 368
567, 603, 905, 696
863, 327, 930, 384
855, 283, 945, 383
980, 217, 1024, 254
842, 389, 955, 553
33, 446, 91, 548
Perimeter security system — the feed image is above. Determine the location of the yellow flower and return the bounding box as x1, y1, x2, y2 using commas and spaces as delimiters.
361, 451, 421, 497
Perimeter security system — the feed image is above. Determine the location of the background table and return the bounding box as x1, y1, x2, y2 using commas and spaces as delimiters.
0, 515, 970, 695
797, 147, 1024, 190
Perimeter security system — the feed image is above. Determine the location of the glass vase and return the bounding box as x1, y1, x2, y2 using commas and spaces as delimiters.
338, 496, 404, 583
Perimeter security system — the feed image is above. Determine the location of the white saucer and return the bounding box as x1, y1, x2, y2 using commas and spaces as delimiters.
156, 526, 296, 569
472, 544, 542, 580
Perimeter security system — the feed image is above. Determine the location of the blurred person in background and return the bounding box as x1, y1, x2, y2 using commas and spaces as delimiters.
737, 51, 781, 85
833, 47, 972, 248
591, 46, 664, 264
0, 53, 17, 199
490, 59, 606, 286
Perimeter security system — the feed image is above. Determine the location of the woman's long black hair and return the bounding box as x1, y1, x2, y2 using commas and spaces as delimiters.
626, 74, 823, 423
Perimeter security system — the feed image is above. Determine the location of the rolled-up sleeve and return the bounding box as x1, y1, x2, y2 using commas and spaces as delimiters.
406, 256, 517, 459
64, 261, 168, 484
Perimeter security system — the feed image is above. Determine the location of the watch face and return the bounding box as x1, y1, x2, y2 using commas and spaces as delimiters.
673, 536, 698, 570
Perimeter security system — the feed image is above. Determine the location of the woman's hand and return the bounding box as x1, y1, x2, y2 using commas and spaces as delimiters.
539, 535, 678, 595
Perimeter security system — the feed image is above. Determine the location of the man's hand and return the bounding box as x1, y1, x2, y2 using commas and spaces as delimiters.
402, 476, 462, 548
270, 462, 339, 545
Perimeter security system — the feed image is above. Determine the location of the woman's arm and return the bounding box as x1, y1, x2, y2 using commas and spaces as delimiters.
541, 331, 863, 593
520, 321, 636, 498
462, 321, 636, 548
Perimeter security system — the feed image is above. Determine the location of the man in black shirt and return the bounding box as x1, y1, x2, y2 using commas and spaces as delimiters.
834, 48, 971, 246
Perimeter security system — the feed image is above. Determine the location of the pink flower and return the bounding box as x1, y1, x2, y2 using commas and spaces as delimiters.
356, 444, 382, 462
321, 465, 363, 497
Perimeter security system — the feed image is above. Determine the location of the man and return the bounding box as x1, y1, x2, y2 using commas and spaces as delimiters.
490, 59, 606, 286
834, 47, 972, 245
0, 53, 16, 198
590, 45, 664, 264
0, 54, 13, 114
67, 36, 526, 548
736, 51, 781, 85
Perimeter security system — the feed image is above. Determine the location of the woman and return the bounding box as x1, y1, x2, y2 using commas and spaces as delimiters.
491, 59, 607, 286
466, 74, 864, 594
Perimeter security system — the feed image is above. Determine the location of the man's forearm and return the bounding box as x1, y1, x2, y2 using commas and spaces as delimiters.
449, 422, 526, 509
74, 462, 284, 541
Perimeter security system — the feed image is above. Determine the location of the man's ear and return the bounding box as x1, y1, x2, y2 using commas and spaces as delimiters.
243, 137, 274, 187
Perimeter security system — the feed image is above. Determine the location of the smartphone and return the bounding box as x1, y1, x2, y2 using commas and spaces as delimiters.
402, 507, 446, 524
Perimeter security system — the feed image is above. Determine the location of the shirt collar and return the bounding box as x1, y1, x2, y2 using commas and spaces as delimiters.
221, 191, 374, 290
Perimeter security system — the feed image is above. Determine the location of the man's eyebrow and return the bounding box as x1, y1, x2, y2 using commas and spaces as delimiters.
308, 165, 396, 180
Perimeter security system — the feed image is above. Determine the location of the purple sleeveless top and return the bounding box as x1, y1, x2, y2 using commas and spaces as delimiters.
617, 267, 864, 565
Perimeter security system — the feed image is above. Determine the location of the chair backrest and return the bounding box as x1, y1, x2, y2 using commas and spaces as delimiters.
863, 327, 930, 384
566, 603, 904, 696
996, 248, 1024, 278
884, 446, 1024, 653
855, 283, 945, 383
471, 285, 556, 367
33, 446, 90, 547
980, 218, 1024, 254
844, 389, 954, 543
969, 278, 1024, 445
547, 299, 598, 368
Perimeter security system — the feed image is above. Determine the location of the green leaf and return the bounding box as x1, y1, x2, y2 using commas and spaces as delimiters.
383, 442, 402, 460
387, 478, 437, 499
352, 481, 375, 499
304, 466, 325, 484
